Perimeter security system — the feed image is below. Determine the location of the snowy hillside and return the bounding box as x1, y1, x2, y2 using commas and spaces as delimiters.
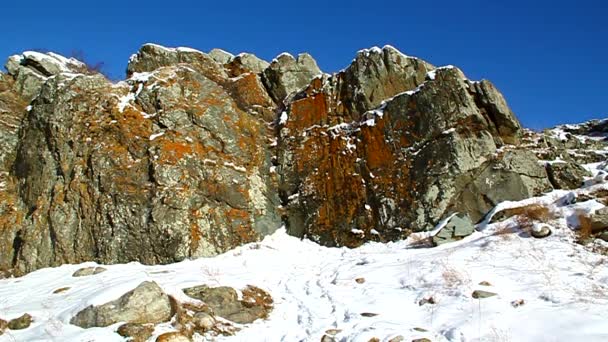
1, 163, 608, 341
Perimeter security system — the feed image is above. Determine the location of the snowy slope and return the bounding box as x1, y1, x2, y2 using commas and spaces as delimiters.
2, 176, 608, 341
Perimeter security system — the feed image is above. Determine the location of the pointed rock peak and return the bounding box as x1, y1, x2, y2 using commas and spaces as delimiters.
209, 48, 234, 64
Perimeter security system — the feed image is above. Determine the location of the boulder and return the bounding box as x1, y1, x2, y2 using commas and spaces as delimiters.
208, 48, 234, 64
472, 290, 497, 299
590, 207, 608, 232
432, 213, 475, 246
72, 266, 107, 277
7, 313, 32, 330
0, 318, 7, 335
183, 285, 272, 324
545, 161, 590, 189
117, 323, 155, 342
261, 52, 322, 103
70, 281, 172, 328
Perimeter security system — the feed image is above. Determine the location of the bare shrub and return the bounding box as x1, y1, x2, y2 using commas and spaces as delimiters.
408, 233, 434, 248
69, 50, 110, 79
510, 204, 555, 236
441, 267, 468, 288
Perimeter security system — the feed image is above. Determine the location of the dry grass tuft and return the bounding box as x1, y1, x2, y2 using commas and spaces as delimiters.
576, 212, 594, 243
508, 204, 556, 236
408, 234, 434, 248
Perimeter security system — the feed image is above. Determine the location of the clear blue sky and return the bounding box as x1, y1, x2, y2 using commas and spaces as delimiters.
2, 0, 606, 129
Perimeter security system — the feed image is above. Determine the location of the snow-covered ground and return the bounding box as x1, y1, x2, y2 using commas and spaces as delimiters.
2, 184, 608, 341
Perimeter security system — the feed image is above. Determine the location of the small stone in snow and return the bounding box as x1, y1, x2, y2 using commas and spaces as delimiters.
472, 290, 497, 299
360, 312, 378, 317
478, 281, 492, 286
8, 313, 33, 330
511, 299, 525, 308
355, 277, 365, 284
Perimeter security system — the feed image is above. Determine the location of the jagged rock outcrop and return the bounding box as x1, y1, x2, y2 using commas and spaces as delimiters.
0, 43, 601, 273
1, 47, 282, 274
277, 50, 547, 246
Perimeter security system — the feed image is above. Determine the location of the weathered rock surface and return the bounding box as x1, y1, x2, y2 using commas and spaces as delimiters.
262, 52, 322, 103
1, 47, 281, 274
278, 54, 547, 247
472, 290, 497, 299
117, 323, 155, 342
589, 207, 608, 232
545, 161, 589, 189
432, 214, 474, 246
70, 281, 172, 328
183, 284, 273, 324
72, 266, 107, 277
0, 44, 603, 274
7, 313, 32, 330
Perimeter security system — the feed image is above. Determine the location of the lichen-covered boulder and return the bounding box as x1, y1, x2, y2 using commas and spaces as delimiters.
3, 51, 281, 274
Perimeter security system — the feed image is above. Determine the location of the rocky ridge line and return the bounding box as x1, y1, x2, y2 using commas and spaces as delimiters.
0, 43, 603, 275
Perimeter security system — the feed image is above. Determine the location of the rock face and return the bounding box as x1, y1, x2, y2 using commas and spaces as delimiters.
0, 43, 600, 274
1, 47, 282, 274
277, 50, 548, 246
70, 281, 172, 328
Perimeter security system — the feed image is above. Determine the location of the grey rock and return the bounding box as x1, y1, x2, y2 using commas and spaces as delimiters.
432, 213, 474, 246
590, 207, 608, 232
72, 266, 107, 277
70, 281, 172, 328
183, 285, 272, 324
127, 44, 228, 83
208, 48, 234, 64
472, 290, 497, 299
7, 313, 32, 330
531, 224, 552, 238
261, 52, 322, 103
4, 51, 86, 100
545, 161, 590, 189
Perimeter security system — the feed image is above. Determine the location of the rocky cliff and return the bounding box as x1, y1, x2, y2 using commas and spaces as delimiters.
0, 44, 601, 275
